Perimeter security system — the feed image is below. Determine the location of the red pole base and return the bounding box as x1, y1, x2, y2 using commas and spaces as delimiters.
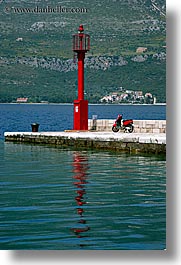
73, 100, 88, 130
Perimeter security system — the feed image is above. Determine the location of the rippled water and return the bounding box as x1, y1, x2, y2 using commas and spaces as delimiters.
0, 141, 166, 250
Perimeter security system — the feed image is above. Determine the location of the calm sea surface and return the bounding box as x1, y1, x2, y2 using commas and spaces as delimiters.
0, 103, 165, 138
0, 104, 166, 250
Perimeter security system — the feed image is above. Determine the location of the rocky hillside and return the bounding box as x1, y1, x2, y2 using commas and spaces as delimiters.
0, 0, 166, 103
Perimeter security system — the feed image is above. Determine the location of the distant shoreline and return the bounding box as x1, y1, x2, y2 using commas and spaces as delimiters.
0, 102, 166, 106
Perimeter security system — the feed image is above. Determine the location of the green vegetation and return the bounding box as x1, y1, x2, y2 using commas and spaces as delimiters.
0, 0, 166, 103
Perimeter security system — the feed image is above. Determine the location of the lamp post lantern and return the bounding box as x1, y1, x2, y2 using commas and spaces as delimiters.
73, 25, 90, 130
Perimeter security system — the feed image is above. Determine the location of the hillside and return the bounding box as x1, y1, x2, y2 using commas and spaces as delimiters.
0, 0, 166, 103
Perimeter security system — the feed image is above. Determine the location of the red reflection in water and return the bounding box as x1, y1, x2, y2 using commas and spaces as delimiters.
71, 152, 90, 240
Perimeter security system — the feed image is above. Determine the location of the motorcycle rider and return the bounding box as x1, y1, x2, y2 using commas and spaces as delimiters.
116, 114, 122, 126
112, 114, 134, 133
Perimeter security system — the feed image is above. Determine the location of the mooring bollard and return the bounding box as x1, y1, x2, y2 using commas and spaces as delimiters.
31, 123, 39, 132
92, 115, 97, 131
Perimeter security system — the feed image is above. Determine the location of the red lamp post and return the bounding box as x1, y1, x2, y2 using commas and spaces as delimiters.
73, 25, 90, 130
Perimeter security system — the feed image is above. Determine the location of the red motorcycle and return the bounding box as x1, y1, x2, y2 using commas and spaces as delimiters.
112, 114, 134, 133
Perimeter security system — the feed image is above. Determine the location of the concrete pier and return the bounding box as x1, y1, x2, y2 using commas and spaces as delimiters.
4, 131, 166, 155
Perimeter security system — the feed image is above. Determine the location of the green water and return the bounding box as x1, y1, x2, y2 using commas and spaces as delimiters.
0, 141, 166, 250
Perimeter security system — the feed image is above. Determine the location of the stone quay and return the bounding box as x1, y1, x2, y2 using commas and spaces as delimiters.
4, 129, 166, 155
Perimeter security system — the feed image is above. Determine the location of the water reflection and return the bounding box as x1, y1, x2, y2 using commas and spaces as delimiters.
71, 152, 90, 245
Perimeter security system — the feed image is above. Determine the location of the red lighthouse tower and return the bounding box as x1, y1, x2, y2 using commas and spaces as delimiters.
73, 25, 90, 130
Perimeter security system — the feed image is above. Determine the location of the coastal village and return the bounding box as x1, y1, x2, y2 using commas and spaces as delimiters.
16, 89, 156, 104
100, 88, 156, 104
